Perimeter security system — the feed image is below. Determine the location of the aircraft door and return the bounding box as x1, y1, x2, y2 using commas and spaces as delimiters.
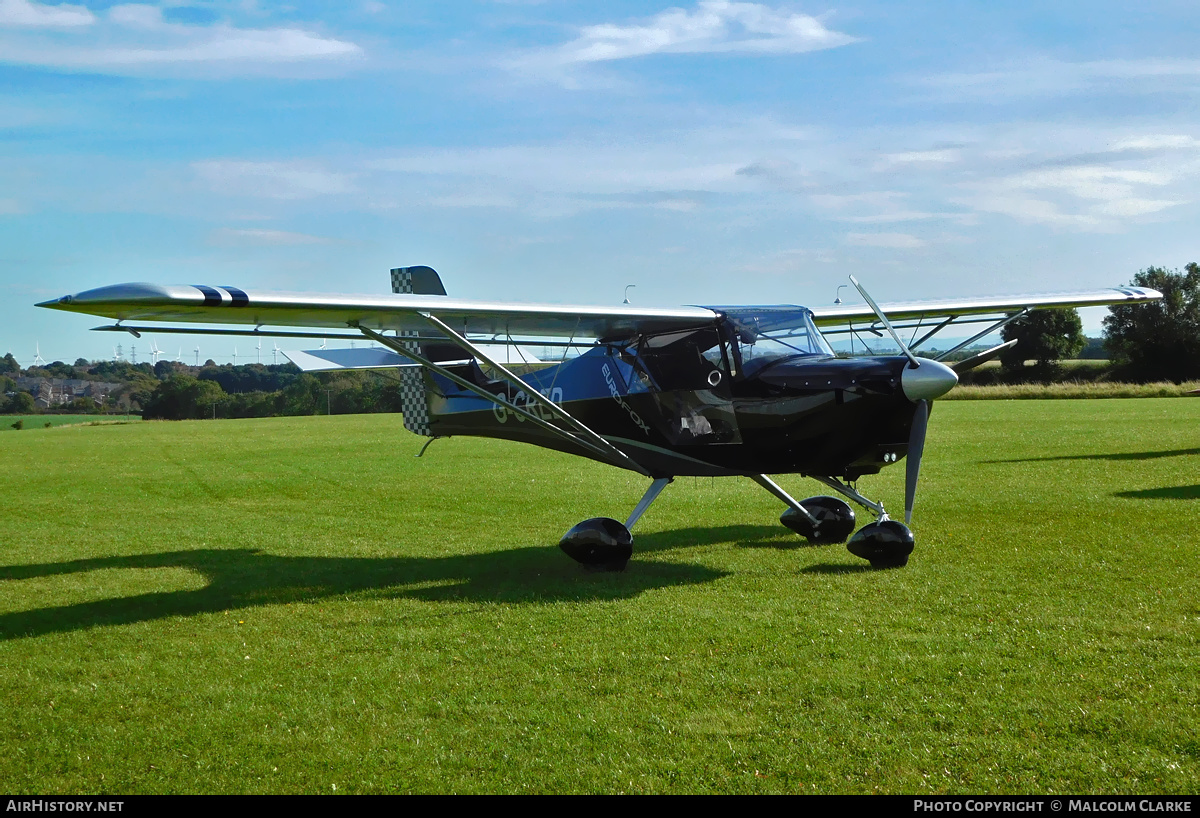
630, 327, 742, 445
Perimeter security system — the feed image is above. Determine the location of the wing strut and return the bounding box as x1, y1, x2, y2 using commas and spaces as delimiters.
933, 309, 1029, 362
416, 312, 652, 478
751, 475, 821, 526
355, 323, 651, 477
355, 325, 639, 473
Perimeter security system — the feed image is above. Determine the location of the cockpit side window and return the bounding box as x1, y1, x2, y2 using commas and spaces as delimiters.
631, 326, 728, 391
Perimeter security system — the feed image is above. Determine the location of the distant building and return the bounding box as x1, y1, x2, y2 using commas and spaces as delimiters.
14, 377, 122, 408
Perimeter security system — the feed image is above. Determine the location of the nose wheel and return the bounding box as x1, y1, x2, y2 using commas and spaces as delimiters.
847, 520, 915, 568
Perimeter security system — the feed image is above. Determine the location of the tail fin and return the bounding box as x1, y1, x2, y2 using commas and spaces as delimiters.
391, 266, 446, 437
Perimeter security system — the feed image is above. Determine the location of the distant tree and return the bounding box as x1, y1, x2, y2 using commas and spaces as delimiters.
73, 358, 90, 368
0, 353, 19, 376
1104, 264, 1200, 382
32, 360, 76, 379
1077, 337, 1108, 360
142, 375, 227, 420
5, 392, 36, 414
999, 309, 1086, 375
66, 397, 101, 414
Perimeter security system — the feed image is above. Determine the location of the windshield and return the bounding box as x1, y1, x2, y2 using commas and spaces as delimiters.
715, 307, 833, 376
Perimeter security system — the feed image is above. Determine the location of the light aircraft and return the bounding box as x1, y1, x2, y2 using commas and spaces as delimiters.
38, 268, 1160, 570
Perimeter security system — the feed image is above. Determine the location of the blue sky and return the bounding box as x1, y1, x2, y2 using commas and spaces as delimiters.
3, 0, 1198, 365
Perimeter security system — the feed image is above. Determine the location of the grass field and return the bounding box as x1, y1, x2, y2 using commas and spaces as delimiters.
1, 402, 1197, 794
3, 415, 138, 431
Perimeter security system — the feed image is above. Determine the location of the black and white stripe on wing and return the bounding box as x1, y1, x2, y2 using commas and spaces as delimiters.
192, 285, 250, 307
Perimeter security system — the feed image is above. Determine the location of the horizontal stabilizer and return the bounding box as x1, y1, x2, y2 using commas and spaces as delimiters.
285, 347, 417, 372
285, 343, 544, 372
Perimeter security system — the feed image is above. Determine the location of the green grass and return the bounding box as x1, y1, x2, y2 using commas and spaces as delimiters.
1, 404, 1198, 794
3, 414, 138, 431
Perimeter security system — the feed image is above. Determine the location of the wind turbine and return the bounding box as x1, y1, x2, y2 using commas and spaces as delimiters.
194, 346, 200, 366
232, 346, 238, 365
272, 341, 281, 366
32, 342, 46, 367
175, 347, 182, 363
149, 341, 165, 364
256, 339, 262, 365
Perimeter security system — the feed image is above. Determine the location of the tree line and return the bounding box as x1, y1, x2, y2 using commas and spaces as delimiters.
992, 262, 1199, 382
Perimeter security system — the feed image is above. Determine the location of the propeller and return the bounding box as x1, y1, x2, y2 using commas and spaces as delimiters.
905, 399, 929, 524
846, 276, 958, 526
848, 275, 921, 367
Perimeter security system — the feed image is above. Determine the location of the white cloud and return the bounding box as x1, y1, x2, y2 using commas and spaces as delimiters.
1092, 198, 1182, 217
920, 58, 1200, 102
837, 210, 961, 224
1008, 166, 1171, 201
0, 0, 93, 27
966, 195, 1104, 229
845, 232, 925, 248
811, 191, 907, 210
516, 1, 857, 71
210, 228, 336, 246
881, 148, 960, 165
194, 160, 357, 199
0, 4, 363, 74
1111, 134, 1200, 151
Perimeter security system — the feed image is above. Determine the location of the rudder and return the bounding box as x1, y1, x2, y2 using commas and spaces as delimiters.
391, 266, 447, 437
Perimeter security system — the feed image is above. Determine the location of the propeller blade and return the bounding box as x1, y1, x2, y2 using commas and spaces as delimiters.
905, 399, 929, 525
951, 339, 1017, 374
848, 275, 922, 369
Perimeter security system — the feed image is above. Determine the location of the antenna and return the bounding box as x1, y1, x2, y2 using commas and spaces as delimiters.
131, 345, 137, 365
623, 284, 636, 305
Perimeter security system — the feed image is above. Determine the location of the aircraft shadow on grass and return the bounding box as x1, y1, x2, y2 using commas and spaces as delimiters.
0, 528, 811, 641
1114, 484, 1200, 500
988, 446, 1200, 464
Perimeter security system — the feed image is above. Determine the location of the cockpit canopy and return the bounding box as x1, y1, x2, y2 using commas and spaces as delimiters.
628, 306, 832, 391
714, 306, 833, 377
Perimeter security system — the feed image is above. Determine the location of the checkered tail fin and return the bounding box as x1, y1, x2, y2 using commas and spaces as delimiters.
390, 265, 447, 437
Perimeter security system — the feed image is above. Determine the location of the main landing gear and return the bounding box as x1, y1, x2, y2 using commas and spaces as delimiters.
559, 477, 673, 572
560, 473, 914, 571
755, 474, 914, 569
